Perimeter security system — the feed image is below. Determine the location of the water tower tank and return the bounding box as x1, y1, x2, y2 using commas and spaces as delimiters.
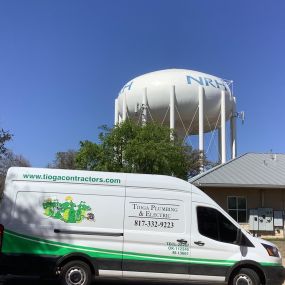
115, 69, 237, 164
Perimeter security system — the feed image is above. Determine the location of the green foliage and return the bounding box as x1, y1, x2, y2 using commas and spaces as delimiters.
48, 150, 77, 169
76, 120, 204, 180
75, 141, 102, 171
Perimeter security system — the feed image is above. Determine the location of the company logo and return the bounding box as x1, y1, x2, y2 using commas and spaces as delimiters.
42, 196, 96, 224
186, 75, 228, 90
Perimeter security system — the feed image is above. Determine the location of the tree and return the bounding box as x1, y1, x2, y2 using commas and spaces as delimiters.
0, 128, 31, 193
0, 129, 12, 157
0, 151, 30, 193
48, 150, 77, 169
76, 120, 206, 180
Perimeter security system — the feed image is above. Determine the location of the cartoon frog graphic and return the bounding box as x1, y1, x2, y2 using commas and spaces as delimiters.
61, 196, 77, 223
42, 196, 95, 224
76, 201, 91, 222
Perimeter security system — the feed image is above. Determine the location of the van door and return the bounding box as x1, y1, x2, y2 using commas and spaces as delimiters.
123, 187, 191, 280
190, 202, 241, 283
6, 182, 125, 278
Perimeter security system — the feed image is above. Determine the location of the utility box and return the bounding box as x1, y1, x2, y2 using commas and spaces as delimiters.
258, 208, 273, 231
249, 209, 259, 231
249, 208, 274, 232
274, 211, 283, 227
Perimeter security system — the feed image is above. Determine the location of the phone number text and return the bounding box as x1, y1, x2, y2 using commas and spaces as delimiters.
134, 220, 174, 228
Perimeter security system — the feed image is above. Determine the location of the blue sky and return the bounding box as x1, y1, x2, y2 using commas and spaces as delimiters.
1, 0, 285, 167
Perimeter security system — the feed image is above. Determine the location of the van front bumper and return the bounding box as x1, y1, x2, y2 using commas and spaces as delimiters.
264, 265, 285, 285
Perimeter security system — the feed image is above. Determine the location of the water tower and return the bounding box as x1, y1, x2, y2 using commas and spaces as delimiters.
114, 69, 238, 165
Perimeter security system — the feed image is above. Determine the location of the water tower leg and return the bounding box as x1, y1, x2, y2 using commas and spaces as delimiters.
218, 128, 222, 163
114, 98, 119, 125
221, 90, 226, 163
142, 88, 147, 125
122, 94, 127, 121
170, 86, 175, 139
199, 86, 204, 172
231, 96, 237, 159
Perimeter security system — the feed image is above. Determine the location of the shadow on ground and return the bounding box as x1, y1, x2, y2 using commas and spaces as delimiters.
0, 276, 219, 285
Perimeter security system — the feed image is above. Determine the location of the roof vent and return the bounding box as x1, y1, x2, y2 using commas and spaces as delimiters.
269, 152, 277, 161
269, 150, 277, 161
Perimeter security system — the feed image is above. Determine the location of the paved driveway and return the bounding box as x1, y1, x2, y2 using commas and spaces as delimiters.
0, 276, 222, 285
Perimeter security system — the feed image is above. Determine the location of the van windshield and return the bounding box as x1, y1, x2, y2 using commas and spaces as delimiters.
197, 206, 238, 244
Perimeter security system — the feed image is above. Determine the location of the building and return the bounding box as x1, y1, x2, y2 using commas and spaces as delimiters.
190, 153, 285, 236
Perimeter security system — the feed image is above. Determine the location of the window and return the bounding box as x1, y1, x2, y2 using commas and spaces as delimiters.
197, 207, 218, 240
197, 206, 238, 244
227, 196, 247, 223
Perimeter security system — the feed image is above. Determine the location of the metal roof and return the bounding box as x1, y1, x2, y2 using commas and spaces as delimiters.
190, 153, 285, 188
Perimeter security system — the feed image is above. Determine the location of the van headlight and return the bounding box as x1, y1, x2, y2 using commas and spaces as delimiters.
262, 243, 280, 257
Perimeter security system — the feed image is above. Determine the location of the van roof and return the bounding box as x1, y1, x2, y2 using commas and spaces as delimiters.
6, 167, 191, 192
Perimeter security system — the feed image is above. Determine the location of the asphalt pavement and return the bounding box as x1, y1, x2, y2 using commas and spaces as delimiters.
0, 276, 219, 285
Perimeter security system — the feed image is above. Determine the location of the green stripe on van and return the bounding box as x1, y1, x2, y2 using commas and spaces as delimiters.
2, 230, 280, 267
3, 230, 122, 260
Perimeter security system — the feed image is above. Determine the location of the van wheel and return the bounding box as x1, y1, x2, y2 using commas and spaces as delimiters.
232, 268, 260, 285
59, 260, 92, 285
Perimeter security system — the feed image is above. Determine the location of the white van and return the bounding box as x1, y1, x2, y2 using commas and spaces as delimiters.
0, 167, 284, 285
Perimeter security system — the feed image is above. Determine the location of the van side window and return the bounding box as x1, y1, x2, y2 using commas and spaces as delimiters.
197, 206, 238, 244
196, 206, 219, 240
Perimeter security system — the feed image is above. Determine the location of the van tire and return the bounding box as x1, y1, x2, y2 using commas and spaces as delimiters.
231, 268, 260, 285
59, 260, 92, 285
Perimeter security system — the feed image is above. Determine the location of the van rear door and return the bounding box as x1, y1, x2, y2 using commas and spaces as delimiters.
123, 187, 191, 280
